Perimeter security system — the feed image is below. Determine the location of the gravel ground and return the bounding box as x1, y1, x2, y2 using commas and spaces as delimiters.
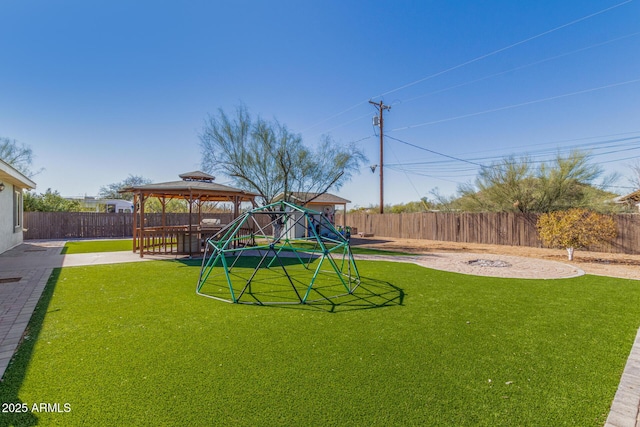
350, 237, 640, 281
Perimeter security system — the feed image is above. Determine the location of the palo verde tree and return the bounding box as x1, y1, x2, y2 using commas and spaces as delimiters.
457, 155, 535, 213
457, 150, 618, 213
536, 208, 617, 260
199, 105, 366, 206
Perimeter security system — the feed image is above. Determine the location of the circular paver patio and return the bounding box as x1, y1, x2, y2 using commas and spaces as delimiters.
355, 252, 585, 279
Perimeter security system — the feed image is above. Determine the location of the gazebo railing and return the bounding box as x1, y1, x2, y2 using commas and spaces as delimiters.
136, 226, 190, 255
135, 225, 256, 256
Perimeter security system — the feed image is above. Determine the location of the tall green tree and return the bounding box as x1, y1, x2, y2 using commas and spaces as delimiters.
457, 150, 617, 213
535, 150, 611, 211
199, 105, 366, 206
24, 189, 81, 212
457, 155, 535, 212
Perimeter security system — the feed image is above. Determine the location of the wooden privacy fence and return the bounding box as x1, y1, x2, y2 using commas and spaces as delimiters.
24, 211, 640, 254
23, 212, 234, 240
337, 212, 640, 254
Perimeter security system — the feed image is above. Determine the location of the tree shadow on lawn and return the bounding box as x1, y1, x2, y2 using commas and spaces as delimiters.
0, 270, 61, 427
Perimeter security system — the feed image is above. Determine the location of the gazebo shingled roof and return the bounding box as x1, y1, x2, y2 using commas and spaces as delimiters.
178, 171, 215, 181
121, 176, 257, 202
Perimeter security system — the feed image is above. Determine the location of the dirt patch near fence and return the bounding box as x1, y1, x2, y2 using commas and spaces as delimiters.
350, 237, 640, 280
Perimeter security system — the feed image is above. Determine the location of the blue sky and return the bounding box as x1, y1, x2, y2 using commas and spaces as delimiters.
1, 0, 639, 208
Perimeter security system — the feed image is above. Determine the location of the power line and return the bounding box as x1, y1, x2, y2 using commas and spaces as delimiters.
390, 77, 640, 132
385, 134, 486, 167
387, 144, 428, 205
384, 165, 469, 185
307, 112, 374, 138
308, 30, 640, 141
340, 31, 640, 139
454, 136, 640, 165
460, 130, 640, 156
388, 138, 640, 171
346, 135, 375, 145
300, 102, 368, 133
384, 133, 640, 186
398, 31, 640, 106
600, 154, 640, 164
371, 0, 634, 100
304, 1, 634, 136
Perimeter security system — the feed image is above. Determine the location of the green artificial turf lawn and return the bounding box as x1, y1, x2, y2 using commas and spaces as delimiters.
2, 260, 640, 426
60, 239, 407, 256
338, 246, 414, 256
257, 239, 414, 256
61, 239, 132, 254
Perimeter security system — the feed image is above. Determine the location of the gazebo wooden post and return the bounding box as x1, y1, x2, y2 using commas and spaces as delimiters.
233, 196, 240, 220
225, 196, 232, 223
161, 196, 166, 252
139, 194, 146, 258
188, 190, 193, 258
197, 197, 203, 254
342, 202, 347, 229
132, 193, 138, 253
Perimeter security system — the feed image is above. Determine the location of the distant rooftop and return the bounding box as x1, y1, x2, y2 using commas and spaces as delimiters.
274, 192, 351, 205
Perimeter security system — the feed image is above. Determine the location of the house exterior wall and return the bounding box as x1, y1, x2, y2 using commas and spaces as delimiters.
0, 182, 23, 254
0, 159, 35, 255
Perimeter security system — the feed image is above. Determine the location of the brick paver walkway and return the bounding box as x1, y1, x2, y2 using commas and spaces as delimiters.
0, 241, 152, 378
0, 241, 65, 378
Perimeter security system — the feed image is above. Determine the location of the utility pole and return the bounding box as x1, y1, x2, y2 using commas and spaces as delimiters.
369, 100, 391, 214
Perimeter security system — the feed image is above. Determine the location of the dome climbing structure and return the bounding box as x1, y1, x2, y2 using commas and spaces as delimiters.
196, 201, 360, 305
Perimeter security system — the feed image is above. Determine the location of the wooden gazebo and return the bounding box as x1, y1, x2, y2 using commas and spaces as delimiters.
121, 171, 257, 257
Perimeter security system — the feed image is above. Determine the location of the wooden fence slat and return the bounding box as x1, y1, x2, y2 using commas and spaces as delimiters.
24, 211, 640, 254
24, 212, 233, 240
336, 212, 640, 254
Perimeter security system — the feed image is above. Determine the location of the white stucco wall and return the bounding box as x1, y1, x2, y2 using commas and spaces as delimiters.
0, 182, 23, 254
0, 159, 35, 255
